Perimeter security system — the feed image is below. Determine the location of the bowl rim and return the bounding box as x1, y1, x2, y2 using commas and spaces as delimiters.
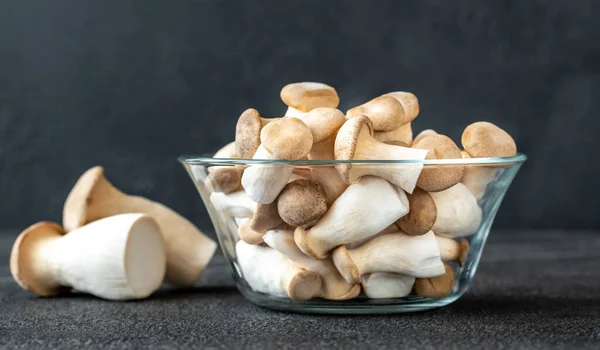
179, 152, 527, 166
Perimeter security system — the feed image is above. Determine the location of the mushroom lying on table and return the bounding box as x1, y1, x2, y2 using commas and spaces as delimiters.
241, 118, 313, 204
281, 82, 340, 117
334, 116, 428, 193
63, 166, 216, 287
332, 231, 467, 284
294, 176, 409, 259
236, 240, 322, 301
11, 214, 166, 300
263, 229, 360, 300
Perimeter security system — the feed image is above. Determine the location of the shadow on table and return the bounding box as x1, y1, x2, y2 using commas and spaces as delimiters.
30, 288, 600, 316
38, 285, 238, 303
151, 285, 238, 300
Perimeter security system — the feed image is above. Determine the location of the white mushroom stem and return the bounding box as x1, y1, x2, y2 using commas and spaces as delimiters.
295, 176, 409, 259
374, 122, 413, 145
209, 190, 257, 218
263, 229, 360, 300
332, 231, 446, 284
235, 241, 322, 301
430, 183, 482, 238
435, 235, 469, 265
347, 126, 428, 193
190, 142, 238, 189
213, 141, 237, 158
204, 141, 243, 194
460, 151, 496, 199
310, 167, 348, 206
104, 196, 214, 287
308, 135, 348, 205
462, 167, 497, 200
12, 214, 166, 300
62, 167, 216, 287
284, 106, 307, 118
289, 172, 311, 182
241, 145, 293, 204
361, 273, 415, 299
346, 224, 399, 249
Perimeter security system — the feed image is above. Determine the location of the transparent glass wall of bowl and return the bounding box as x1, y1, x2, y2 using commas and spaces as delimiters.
181, 156, 525, 314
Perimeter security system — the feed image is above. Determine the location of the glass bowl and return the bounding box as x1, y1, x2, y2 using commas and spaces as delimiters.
179, 154, 527, 314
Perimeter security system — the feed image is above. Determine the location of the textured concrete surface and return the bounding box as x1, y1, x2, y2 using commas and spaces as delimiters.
1, 0, 600, 231
1, 229, 599, 349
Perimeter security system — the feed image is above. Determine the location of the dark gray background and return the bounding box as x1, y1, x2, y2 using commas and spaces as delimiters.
1, 0, 599, 233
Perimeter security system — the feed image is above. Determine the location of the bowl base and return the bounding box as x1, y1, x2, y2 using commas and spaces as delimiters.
239, 285, 463, 315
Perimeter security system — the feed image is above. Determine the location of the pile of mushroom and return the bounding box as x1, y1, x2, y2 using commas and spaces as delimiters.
10, 167, 217, 300
209, 82, 518, 301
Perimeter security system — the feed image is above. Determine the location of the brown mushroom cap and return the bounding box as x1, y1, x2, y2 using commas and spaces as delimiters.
251, 202, 284, 233
277, 179, 328, 227
383, 91, 420, 122
461, 121, 517, 158
458, 238, 470, 266
10, 222, 69, 296
331, 245, 361, 284
396, 188, 437, 236
334, 116, 374, 182
206, 167, 243, 194
63, 166, 112, 232
413, 134, 465, 192
347, 96, 408, 132
280, 82, 340, 111
412, 129, 438, 146
260, 118, 313, 160
414, 263, 455, 298
235, 108, 263, 158
287, 269, 323, 301
237, 220, 265, 245
296, 107, 345, 143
